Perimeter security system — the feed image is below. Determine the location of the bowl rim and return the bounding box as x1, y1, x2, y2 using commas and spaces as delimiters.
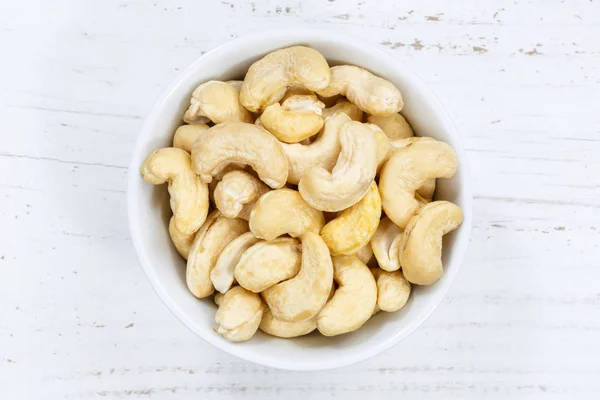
127, 28, 473, 371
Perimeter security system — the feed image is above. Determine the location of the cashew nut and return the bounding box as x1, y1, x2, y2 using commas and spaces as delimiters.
371, 217, 403, 272
235, 238, 301, 293
321, 99, 364, 122
240, 46, 331, 112
281, 86, 314, 102
173, 124, 209, 153
215, 286, 263, 342
371, 268, 411, 312
364, 123, 392, 172
317, 65, 403, 116
249, 189, 325, 241
367, 113, 413, 139
262, 232, 333, 322
186, 211, 249, 298
356, 243, 375, 266
281, 112, 350, 185
225, 80, 243, 91
214, 170, 270, 220
184, 80, 253, 125
191, 122, 288, 188
379, 139, 458, 228
259, 308, 317, 338
317, 255, 377, 336
399, 201, 464, 285
168, 217, 195, 259
320, 182, 381, 256
141, 147, 209, 235
210, 232, 260, 293
260, 94, 325, 143
298, 121, 378, 211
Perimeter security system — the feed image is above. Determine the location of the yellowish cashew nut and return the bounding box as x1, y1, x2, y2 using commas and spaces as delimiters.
320, 182, 381, 256
317, 65, 403, 116
173, 124, 209, 153
399, 201, 464, 285
281, 113, 350, 185
234, 238, 301, 293
183, 80, 253, 125
210, 232, 260, 294
186, 212, 249, 298
240, 46, 331, 112
262, 232, 333, 322
317, 255, 377, 336
249, 189, 325, 241
379, 139, 458, 228
386, 136, 437, 199
371, 217, 403, 272
321, 99, 364, 122
371, 268, 411, 312
214, 170, 270, 220
259, 308, 317, 338
260, 94, 325, 143
367, 113, 413, 139
215, 286, 263, 342
168, 217, 195, 259
298, 121, 378, 212
141, 147, 209, 235
191, 122, 288, 188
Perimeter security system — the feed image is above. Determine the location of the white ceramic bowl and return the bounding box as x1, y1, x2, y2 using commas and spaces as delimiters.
128, 29, 472, 371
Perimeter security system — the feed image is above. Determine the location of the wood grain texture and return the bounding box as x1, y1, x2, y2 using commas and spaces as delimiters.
1, 0, 599, 398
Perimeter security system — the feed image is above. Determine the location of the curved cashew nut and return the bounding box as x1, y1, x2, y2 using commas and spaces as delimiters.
186, 211, 249, 298
191, 122, 288, 188
387, 136, 437, 199
249, 189, 325, 241
214, 170, 270, 220
183, 80, 253, 125
210, 232, 260, 293
215, 286, 263, 342
320, 182, 381, 256
317, 255, 377, 336
262, 232, 333, 322
259, 308, 317, 338
141, 147, 209, 235
379, 139, 458, 228
298, 121, 378, 211
364, 123, 392, 172
371, 217, 403, 272
240, 46, 331, 112
260, 94, 325, 143
399, 201, 464, 285
367, 113, 413, 139
234, 238, 301, 293
317, 65, 403, 116
281, 113, 350, 185
173, 124, 209, 153
371, 268, 411, 312
168, 217, 195, 259
322, 99, 364, 122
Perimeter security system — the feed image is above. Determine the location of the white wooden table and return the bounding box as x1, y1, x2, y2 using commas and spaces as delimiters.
2, 0, 599, 398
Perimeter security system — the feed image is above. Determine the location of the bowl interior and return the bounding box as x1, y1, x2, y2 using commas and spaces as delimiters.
128, 31, 472, 371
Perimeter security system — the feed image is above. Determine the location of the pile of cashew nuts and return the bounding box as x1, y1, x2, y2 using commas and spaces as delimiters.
141, 46, 464, 341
